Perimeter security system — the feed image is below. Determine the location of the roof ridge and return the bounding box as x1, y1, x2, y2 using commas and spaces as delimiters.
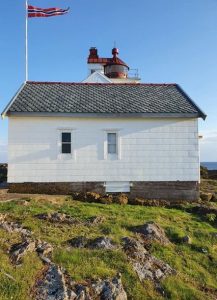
26, 81, 177, 86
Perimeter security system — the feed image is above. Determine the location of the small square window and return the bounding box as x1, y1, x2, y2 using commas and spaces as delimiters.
61, 132, 71, 154
62, 132, 71, 143
62, 143, 71, 154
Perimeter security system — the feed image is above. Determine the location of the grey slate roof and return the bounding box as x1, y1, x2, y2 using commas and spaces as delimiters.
3, 82, 206, 119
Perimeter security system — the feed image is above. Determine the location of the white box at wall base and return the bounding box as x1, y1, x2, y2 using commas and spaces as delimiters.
105, 182, 130, 193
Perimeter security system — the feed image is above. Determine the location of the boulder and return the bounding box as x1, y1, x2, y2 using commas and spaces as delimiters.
129, 199, 169, 207
33, 264, 75, 300
9, 239, 36, 265
32, 265, 127, 300
122, 236, 148, 260
200, 192, 213, 202
87, 216, 105, 225
0, 215, 32, 237
35, 213, 81, 225
187, 205, 217, 218
211, 193, 217, 202
129, 198, 145, 206
92, 273, 127, 300
85, 192, 101, 203
68, 236, 88, 248
114, 194, 128, 205
99, 195, 113, 205
68, 236, 116, 250
132, 222, 170, 245
88, 237, 116, 250
36, 240, 53, 257
122, 237, 175, 283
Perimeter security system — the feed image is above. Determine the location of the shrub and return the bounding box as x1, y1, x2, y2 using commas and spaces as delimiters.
0, 164, 7, 183
200, 165, 209, 179
206, 213, 216, 222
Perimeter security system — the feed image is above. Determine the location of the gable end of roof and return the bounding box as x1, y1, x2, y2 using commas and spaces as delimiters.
175, 84, 207, 120
1, 83, 26, 118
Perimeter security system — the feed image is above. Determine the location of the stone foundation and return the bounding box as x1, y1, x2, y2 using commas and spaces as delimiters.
8, 182, 105, 195
130, 181, 199, 202
8, 181, 199, 202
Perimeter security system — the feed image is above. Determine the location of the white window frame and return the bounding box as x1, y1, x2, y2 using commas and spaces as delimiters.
57, 128, 75, 160
103, 129, 121, 160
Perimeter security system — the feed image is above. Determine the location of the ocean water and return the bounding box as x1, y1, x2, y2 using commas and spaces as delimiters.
201, 162, 217, 170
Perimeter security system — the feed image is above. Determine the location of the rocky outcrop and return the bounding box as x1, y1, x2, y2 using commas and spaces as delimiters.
9, 239, 36, 265
32, 265, 74, 300
187, 205, 217, 218
35, 213, 106, 227
0, 213, 127, 299
35, 212, 81, 225
33, 266, 127, 300
9, 238, 53, 265
132, 222, 170, 245
124, 222, 175, 293
91, 273, 127, 300
68, 236, 117, 250
0, 214, 53, 265
122, 237, 175, 291
87, 215, 106, 225
88, 237, 116, 250
0, 214, 31, 237
200, 192, 213, 202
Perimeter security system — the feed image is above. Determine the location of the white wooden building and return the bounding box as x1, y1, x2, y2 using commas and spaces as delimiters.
2, 47, 206, 200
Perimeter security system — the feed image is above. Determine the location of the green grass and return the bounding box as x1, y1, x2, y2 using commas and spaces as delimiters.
0, 197, 217, 300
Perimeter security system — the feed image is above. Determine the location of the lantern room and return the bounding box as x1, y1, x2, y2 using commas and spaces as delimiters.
104, 48, 129, 79
86, 46, 140, 83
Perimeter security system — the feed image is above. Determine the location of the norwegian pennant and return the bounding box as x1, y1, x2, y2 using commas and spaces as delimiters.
28, 5, 70, 18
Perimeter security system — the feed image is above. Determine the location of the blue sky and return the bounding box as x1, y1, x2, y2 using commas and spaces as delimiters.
0, 0, 217, 162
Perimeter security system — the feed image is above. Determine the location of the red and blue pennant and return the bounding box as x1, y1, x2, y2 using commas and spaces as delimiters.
28, 5, 70, 18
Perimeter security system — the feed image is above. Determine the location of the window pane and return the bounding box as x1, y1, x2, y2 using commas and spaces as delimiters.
62, 143, 71, 154
108, 133, 116, 144
108, 144, 117, 154
62, 132, 71, 143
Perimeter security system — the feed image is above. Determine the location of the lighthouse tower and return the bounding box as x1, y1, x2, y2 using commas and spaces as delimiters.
83, 47, 140, 83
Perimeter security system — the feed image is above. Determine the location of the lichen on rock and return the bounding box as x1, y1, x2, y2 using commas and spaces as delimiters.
122, 237, 175, 286
132, 221, 170, 245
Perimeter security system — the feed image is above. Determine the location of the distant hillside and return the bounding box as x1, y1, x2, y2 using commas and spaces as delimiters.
0, 164, 7, 183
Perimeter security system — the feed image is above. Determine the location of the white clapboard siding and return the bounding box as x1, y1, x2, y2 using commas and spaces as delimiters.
8, 117, 199, 183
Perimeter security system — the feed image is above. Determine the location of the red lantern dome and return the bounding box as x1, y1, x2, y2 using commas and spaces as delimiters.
104, 48, 129, 79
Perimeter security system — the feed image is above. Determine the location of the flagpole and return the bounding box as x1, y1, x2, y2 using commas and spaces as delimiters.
25, 0, 28, 82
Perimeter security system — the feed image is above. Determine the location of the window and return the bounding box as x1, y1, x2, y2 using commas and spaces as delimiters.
61, 132, 71, 154
107, 133, 117, 154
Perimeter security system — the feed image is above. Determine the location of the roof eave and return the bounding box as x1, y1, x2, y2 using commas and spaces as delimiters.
6, 112, 202, 119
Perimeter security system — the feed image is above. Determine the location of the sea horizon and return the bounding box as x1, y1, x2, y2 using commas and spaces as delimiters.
201, 162, 217, 170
